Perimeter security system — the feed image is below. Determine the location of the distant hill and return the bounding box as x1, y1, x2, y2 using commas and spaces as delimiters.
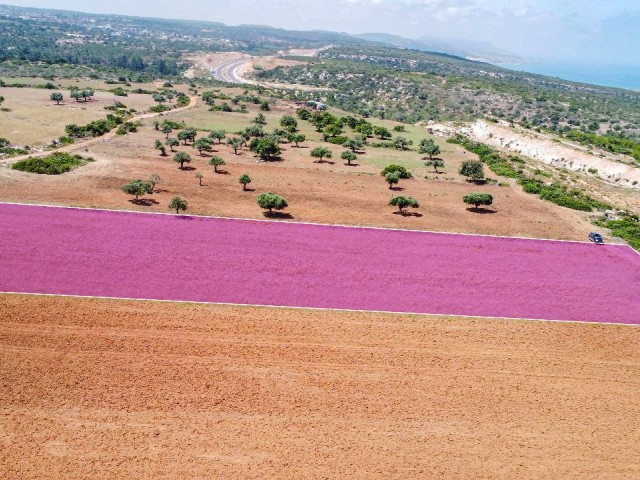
355, 32, 522, 64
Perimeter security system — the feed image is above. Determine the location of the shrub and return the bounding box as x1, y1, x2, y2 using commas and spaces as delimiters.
12, 153, 93, 175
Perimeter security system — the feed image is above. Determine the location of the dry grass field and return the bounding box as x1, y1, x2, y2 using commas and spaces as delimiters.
0, 87, 157, 146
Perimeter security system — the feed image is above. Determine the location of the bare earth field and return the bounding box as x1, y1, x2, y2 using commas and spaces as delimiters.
1, 294, 639, 479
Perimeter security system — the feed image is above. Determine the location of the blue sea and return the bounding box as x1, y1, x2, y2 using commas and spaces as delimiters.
498, 62, 640, 91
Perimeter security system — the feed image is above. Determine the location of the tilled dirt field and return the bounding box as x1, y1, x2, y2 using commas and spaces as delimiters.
1, 294, 638, 479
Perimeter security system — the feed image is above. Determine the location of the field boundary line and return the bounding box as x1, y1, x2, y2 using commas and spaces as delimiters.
1, 291, 637, 328
0, 201, 630, 247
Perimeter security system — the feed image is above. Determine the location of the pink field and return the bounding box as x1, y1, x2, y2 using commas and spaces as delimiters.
0, 203, 638, 324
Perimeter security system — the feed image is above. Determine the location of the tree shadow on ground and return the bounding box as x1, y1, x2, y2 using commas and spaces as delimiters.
242, 188, 256, 192
389, 186, 405, 191
263, 211, 294, 219
179, 166, 197, 171
344, 163, 360, 167
213, 169, 230, 175
393, 211, 423, 217
129, 198, 159, 206
258, 156, 284, 163
466, 207, 497, 214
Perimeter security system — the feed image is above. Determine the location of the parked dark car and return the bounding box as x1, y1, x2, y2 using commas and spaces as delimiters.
589, 232, 604, 244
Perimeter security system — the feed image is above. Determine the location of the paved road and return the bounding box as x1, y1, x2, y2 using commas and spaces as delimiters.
211, 58, 250, 84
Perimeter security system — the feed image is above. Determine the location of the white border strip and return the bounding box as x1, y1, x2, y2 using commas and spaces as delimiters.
0, 201, 631, 248
1, 291, 638, 328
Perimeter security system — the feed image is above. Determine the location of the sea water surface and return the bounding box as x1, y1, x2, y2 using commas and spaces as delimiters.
499, 62, 640, 91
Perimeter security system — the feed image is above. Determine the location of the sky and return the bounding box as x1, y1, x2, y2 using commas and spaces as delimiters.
5, 0, 640, 66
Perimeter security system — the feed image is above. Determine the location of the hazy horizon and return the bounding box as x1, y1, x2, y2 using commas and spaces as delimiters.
4, 0, 640, 68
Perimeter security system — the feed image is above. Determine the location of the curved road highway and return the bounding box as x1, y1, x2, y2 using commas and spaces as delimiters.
211, 58, 250, 84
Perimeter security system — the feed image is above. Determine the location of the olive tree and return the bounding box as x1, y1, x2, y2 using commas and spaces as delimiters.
463, 193, 494, 209
50, 92, 64, 105
419, 138, 441, 160
341, 150, 357, 166
169, 196, 188, 214
148, 173, 161, 192
209, 156, 226, 173
459, 160, 485, 182
311, 147, 332, 163
166, 137, 179, 152
227, 136, 245, 154
173, 152, 191, 169
195, 171, 204, 186
239, 173, 252, 191
121, 180, 152, 201
257, 192, 288, 214
249, 136, 281, 161
426, 159, 445, 174
389, 196, 420, 214
385, 172, 400, 189
154, 139, 167, 156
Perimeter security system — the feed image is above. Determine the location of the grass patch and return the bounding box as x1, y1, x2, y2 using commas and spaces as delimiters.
12, 152, 94, 175
594, 214, 640, 251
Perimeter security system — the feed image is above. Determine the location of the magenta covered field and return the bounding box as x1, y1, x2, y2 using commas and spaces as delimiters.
0, 203, 638, 324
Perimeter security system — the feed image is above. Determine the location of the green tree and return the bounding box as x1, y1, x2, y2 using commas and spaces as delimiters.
342, 137, 364, 152
50, 92, 63, 105
195, 171, 204, 186
259, 100, 270, 111
152, 93, 166, 105
425, 159, 445, 174
419, 138, 441, 160
177, 130, 190, 146
394, 136, 410, 150
355, 123, 373, 137
121, 180, 152, 201
194, 138, 213, 156
239, 173, 252, 191
209, 156, 226, 173
154, 139, 167, 156
162, 124, 173, 138
311, 147, 333, 163
209, 130, 226, 144
173, 152, 191, 169
385, 172, 400, 189
463, 193, 494, 209
389, 196, 420, 214
381, 164, 412, 179
70, 89, 83, 102
288, 133, 306, 147
253, 113, 267, 125
296, 108, 311, 120
148, 173, 161, 192
81, 89, 95, 102
280, 114, 298, 129
257, 192, 288, 214
373, 126, 392, 139
341, 150, 357, 165
249, 136, 281, 161
169, 196, 188, 214
166, 137, 179, 152
322, 123, 343, 140
227, 136, 245, 154
459, 161, 485, 182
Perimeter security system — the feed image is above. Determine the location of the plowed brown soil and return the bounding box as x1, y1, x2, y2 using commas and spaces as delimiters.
1, 294, 638, 479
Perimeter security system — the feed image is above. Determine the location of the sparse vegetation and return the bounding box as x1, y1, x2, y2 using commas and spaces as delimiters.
12, 153, 93, 175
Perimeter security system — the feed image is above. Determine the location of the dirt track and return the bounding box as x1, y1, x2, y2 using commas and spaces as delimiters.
1, 294, 638, 479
